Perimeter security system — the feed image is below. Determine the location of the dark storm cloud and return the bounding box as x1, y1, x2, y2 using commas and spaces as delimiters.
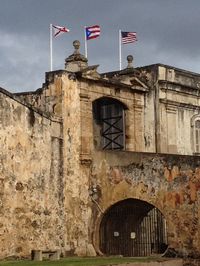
0, 0, 200, 92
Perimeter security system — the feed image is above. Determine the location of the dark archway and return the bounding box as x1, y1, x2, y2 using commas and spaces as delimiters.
99, 198, 168, 257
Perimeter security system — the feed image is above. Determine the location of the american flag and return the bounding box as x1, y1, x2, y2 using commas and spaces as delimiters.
85, 25, 100, 40
121, 31, 137, 44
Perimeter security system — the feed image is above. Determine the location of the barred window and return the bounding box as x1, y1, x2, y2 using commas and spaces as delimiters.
93, 97, 126, 150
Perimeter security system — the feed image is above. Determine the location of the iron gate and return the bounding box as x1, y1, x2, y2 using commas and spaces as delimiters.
100, 199, 168, 257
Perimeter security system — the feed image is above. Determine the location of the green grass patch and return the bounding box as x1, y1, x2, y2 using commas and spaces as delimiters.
0, 256, 165, 266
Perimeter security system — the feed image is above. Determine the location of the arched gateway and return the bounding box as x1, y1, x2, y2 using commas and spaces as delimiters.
99, 199, 168, 257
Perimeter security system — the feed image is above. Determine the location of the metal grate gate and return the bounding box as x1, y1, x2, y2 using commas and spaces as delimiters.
100, 199, 168, 257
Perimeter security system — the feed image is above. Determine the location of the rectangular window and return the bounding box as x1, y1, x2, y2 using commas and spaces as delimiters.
101, 103, 125, 150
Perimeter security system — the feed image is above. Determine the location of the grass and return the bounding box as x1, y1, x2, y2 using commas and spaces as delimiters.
0, 256, 166, 266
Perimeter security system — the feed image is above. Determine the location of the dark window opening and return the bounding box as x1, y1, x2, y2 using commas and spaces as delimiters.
93, 97, 126, 150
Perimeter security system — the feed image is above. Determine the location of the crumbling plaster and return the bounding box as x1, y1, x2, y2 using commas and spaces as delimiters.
1, 41, 200, 261
0, 89, 65, 258
90, 151, 200, 257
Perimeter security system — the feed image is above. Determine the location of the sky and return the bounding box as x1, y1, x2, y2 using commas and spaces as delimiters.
1, 0, 200, 92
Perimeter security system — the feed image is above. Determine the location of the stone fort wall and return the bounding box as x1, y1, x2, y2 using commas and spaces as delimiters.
0, 88, 65, 258
90, 151, 200, 257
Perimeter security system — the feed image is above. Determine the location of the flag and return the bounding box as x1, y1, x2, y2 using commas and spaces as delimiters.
85, 25, 100, 40
121, 31, 137, 44
52, 25, 70, 37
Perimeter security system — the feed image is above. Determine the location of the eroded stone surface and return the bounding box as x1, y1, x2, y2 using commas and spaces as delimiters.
1, 44, 200, 259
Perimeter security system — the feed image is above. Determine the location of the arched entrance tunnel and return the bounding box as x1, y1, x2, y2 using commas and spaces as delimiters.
99, 198, 168, 257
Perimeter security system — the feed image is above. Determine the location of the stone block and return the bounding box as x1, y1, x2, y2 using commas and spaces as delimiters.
32, 250, 42, 261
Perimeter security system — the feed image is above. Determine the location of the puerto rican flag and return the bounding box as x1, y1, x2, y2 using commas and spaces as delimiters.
85, 25, 100, 40
52, 25, 70, 37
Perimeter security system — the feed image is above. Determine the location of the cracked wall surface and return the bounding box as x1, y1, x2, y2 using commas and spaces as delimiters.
90, 151, 200, 258
1, 55, 200, 261
0, 90, 65, 258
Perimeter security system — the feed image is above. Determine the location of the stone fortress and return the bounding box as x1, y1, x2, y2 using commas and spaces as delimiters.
0, 40, 200, 261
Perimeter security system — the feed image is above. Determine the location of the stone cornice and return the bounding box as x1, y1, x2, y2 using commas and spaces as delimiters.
159, 79, 200, 95
160, 98, 200, 110
77, 75, 149, 94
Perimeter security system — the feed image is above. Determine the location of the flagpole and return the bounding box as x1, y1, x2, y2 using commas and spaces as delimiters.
119, 29, 122, 70
84, 26, 88, 58
50, 24, 53, 71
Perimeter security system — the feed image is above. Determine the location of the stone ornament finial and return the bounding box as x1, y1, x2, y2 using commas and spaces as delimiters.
127, 55, 134, 68
73, 40, 80, 54
65, 40, 88, 71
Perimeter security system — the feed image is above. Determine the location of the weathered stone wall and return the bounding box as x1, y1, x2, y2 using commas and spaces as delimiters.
157, 65, 200, 155
90, 151, 200, 257
2, 56, 200, 260
15, 70, 156, 155
79, 78, 155, 154
0, 89, 65, 258
138, 64, 200, 155
40, 70, 200, 257
159, 90, 200, 155
14, 71, 65, 116
14, 73, 97, 256
56, 75, 94, 256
